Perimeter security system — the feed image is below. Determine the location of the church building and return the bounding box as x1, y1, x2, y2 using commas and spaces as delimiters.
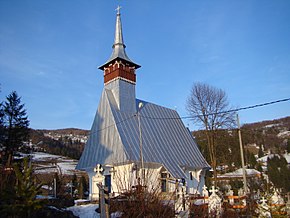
76, 7, 210, 200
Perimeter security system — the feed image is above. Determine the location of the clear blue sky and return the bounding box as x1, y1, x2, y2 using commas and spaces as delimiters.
0, 0, 289, 130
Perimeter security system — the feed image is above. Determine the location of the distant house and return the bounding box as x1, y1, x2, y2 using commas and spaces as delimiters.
76, 8, 209, 200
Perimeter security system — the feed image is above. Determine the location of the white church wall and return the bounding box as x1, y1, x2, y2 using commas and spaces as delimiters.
142, 166, 163, 192
185, 169, 206, 194
110, 163, 164, 195
87, 163, 207, 200
110, 163, 137, 194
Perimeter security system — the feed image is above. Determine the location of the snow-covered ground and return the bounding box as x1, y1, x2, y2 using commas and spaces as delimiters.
67, 204, 100, 218
217, 168, 261, 178
67, 203, 122, 218
257, 153, 290, 165
277, 130, 290, 138
31, 152, 79, 175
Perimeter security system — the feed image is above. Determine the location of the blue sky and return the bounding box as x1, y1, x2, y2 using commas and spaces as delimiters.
0, 0, 289, 130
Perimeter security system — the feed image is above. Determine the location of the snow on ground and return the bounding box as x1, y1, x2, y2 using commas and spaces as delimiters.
67, 203, 123, 218
31, 152, 79, 175
257, 153, 290, 165
218, 168, 261, 178
32, 152, 64, 161
67, 204, 99, 218
277, 130, 290, 138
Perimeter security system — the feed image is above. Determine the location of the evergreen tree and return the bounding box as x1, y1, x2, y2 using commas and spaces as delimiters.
247, 152, 258, 169
0, 101, 5, 148
1, 91, 30, 166
0, 157, 43, 217
287, 139, 290, 153
258, 145, 264, 158
72, 174, 77, 197
267, 155, 290, 192
78, 176, 88, 199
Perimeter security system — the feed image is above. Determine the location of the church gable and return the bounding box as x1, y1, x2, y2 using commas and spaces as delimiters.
76, 89, 127, 170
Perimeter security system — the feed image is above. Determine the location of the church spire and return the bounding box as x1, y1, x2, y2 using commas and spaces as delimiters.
99, 6, 140, 70
98, 6, 139, 113
113, 6, 125, 49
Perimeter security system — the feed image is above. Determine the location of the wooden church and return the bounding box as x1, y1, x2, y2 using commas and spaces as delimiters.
76, 7, 210, 200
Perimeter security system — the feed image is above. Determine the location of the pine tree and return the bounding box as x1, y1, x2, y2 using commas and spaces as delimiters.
78, 176, 88, 199
1, 91, 30, 166
287, 139, 290, 153
72, 174, 77, 198
0, 101, 5, 152
0, 157, 43, 217
258, 145, 264, 158
248, 152, 258, 169
267, 155, 290, 192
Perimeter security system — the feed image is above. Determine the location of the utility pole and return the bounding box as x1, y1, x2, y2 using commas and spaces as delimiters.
237, 113, 247, 194
138, 102, 144, 181
54, 178, 57, 198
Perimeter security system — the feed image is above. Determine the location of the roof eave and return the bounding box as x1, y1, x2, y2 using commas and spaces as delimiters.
98, 57, 141, 70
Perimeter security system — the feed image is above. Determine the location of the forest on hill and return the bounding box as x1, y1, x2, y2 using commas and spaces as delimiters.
30, 128, 89, 159
192, 116, 290, 172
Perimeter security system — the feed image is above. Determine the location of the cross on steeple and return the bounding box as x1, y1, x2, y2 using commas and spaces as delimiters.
116, 5, 122, 15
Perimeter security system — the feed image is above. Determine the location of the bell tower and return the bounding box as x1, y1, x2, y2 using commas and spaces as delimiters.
99, 6, 140, 113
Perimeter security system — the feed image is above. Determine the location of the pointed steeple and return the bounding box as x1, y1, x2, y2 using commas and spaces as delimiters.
98, 6, 140, 113
99, 6, 140, 70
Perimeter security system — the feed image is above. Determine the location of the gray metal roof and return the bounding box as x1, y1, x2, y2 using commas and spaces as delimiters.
76, 89, 210, 178
99, 9, 140, 70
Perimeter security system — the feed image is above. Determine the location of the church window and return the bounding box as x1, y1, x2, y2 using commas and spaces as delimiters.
190, 172, 193, 180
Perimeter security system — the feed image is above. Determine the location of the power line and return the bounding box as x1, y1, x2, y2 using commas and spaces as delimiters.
141, 97, 290, 120
88, 114, 136, 135
221, 97, 290, 115
89, 97, 290, 134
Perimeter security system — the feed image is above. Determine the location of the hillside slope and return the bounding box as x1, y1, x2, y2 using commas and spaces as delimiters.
30, 128, 89, 159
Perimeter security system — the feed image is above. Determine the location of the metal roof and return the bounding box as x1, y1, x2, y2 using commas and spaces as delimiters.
99, 8, 140, 70
76, 89, 210, 178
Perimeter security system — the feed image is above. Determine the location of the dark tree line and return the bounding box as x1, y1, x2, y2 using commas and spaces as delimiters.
193, 129, 242, 172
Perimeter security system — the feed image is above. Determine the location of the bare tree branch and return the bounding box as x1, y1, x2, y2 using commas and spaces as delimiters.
186, 82, 235, 184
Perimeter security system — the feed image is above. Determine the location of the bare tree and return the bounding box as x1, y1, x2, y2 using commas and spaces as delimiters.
186, 82, 235, 184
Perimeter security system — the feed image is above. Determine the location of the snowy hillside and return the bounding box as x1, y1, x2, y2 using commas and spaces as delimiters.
31, 152, 80, 175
